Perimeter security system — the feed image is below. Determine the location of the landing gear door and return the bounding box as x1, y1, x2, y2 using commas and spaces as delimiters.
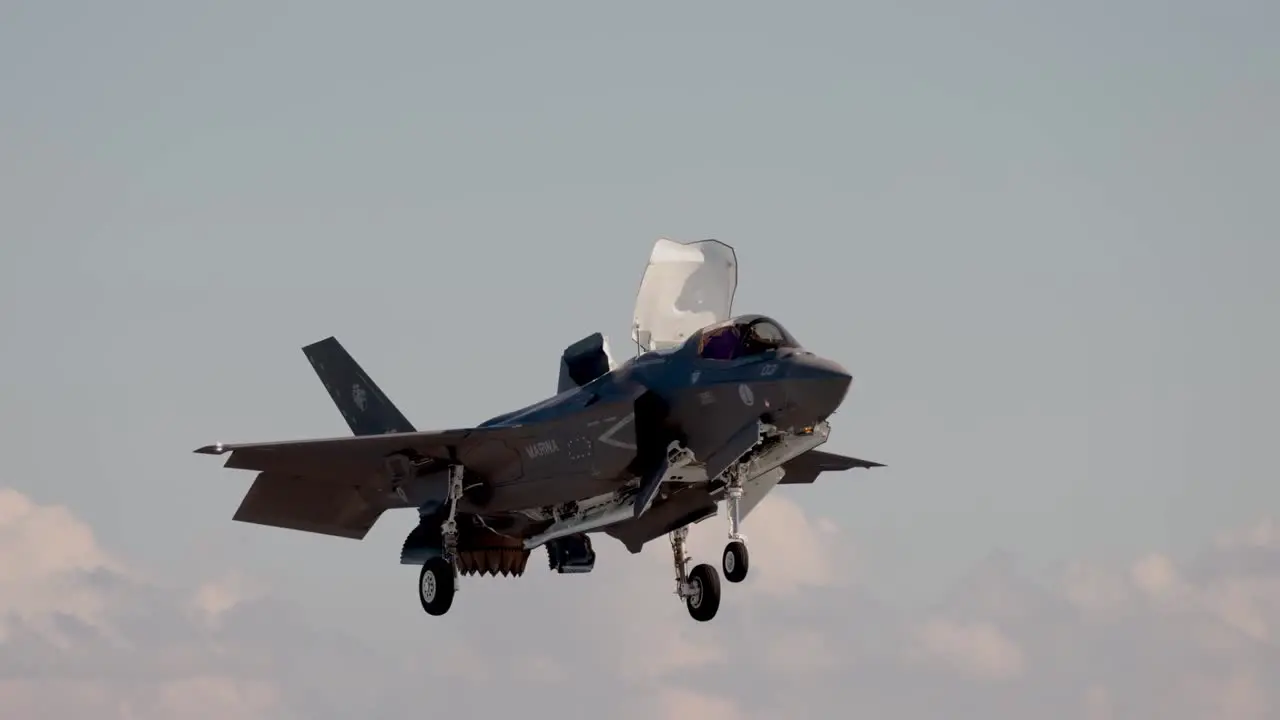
631, 238, 738, 353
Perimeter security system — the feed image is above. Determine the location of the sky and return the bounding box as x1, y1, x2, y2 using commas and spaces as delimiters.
1, 1, 1277, 717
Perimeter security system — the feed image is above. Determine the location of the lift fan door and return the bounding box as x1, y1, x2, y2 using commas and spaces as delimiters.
631, 238, 738, 353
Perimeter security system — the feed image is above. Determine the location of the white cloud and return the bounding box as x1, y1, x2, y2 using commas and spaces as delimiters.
192, 572, 261, 622
0, 489, 296, 719
1216, 518, 1279, 551
134, 677, 285, 720
2, 486, 1279, 719
732, 494, 849, 595
0, 488, 123, 641
763, 628, 838, 675
1130, 552, 1183, 599
908, 618, 1025, 681
1062, 560, 1131, 616
652, 687, 743, 720
1081, 684, 1115, 720
676, 492, 849, 598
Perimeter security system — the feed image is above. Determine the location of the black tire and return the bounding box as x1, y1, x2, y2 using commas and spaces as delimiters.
419, 556, 456, 616
722, 540, 749, 583
685, 563, 721, 622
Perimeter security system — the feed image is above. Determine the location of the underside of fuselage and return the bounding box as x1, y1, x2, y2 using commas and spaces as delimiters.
399, 419, 841, 577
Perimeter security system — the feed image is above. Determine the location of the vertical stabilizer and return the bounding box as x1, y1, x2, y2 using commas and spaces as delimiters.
302, 337, 416, 435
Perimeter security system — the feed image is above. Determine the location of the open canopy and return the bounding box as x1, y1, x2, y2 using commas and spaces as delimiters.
631, 238, 738, 353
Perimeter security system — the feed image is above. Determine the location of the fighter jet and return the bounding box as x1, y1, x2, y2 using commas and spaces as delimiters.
196, 238, 883, 622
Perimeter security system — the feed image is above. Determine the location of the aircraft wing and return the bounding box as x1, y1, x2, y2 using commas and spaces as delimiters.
778, 449, 884, 484
196, 426, 540, 540
195, 426, 535, 475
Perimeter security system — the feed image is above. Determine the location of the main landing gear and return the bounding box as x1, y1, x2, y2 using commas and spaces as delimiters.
721, 463, 750, 584
418, 464, 464, 616
670, 526, 722, 622
416, 455, 751, 623
419, 556, 455, 616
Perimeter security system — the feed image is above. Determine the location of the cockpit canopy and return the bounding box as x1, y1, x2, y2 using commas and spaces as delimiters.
695, 315, 800, 361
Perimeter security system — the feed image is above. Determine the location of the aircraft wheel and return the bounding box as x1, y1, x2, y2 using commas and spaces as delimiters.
722, 541, 749, 583
685, 563, 721, 622
419, 556, 456, 616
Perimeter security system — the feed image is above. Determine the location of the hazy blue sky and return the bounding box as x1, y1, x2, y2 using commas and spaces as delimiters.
2, 2, 1277, 718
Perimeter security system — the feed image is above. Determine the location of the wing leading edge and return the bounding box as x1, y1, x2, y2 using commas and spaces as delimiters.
195, 425, 536, 475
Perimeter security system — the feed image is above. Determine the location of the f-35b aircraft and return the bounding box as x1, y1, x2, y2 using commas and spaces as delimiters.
197, 238, 883, 622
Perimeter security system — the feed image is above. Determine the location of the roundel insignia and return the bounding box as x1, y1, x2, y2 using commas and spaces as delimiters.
738, 383, 755, 406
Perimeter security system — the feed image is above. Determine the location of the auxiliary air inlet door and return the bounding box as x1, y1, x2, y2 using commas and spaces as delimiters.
631, 238, 738, 352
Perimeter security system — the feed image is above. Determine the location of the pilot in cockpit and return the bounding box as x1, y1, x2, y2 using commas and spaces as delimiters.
699, 326, 740, 360
699, 319, 788, 361
740, 320, 784, 355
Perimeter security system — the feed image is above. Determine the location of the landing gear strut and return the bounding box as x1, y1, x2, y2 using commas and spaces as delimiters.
418, 464, 464, 617
441, 464, 464, 563
671, 526, 721, 622
721, 463, 750, 583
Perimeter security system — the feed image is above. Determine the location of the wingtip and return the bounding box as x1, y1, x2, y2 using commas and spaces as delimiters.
194, 443, 227, 455
301, 336, 339, 353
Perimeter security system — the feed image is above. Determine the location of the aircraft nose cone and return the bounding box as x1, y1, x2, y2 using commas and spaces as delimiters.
787, 355, 852, 425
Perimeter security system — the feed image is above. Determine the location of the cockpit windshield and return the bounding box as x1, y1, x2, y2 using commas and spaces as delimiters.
697, 317, 797, 360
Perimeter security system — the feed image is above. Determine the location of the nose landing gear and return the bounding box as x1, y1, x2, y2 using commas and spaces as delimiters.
722, 540, 749, 584
721, 463, 751, 583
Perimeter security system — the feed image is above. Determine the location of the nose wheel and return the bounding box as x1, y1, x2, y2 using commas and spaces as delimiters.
722, 540, 749, 583
722, 463, 750, 583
